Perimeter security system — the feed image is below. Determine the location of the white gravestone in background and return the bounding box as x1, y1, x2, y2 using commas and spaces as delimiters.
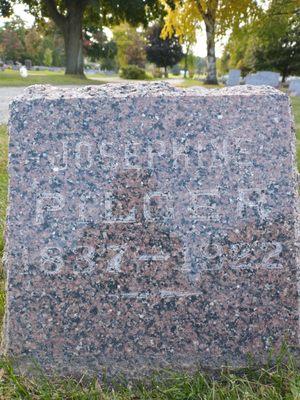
245, 71, 280, 88
289, 79, 300, 96
19, 66, 28, 78
227, 69, 241, 86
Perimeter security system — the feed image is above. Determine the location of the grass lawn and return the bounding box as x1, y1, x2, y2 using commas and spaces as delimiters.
292, 97, 300, 170
0, 69, 107, 86
0, 354, 299, 399
178, 78, 224, 89
0, 96, 298, 398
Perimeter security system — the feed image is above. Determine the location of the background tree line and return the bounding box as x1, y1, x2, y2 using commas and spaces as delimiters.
0, 16, 65, 66
219, 0, 300, 81
1, 0, 298, 82
0, 16, 200, 78
0, 0, 267, 82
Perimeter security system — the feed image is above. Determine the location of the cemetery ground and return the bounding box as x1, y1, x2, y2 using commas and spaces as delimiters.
0, 69, 161, 87
0, 69, 185, 88
0, 98, 298, 399
0, 70, 108, 87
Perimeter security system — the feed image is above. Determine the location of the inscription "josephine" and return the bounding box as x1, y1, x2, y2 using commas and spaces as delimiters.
47, 137, 254, 171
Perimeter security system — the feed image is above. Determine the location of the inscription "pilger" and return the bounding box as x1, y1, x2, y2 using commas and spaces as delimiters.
35, 187, 270, 225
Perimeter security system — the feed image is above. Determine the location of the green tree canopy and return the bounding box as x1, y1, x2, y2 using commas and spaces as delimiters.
0, 0, 161, 75
113, 23, 146, 69
84, 29, 117, 71
43, 47, 53, 66
160, 0, 262, 84
224, 0, 300, 81
146, 23, 183, 77
0, 17, 26, 62
0, 17, 65, 66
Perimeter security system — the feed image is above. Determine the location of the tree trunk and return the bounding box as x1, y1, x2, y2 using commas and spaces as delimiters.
164, 66, 168, 78
204, 16, 218, 85
44, 0, 86, 76
184, 43, 190, 79
64, 5, 84, 76
184, 54, 188, 78
281, 66, 289, 83
64, 25, 84, 75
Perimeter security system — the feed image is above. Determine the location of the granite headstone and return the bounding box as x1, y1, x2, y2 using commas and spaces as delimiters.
227, 69, 241, 86
3, 83, 299, 377
245, 71, 280, 88
289, 79, 300, 96
25, 59, 32, 70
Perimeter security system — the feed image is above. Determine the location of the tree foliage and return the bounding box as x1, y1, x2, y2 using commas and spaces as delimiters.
146, 23, 183, 76
0, 0, 161, 75
0, 0, 11, 16
85, 30, 117, 71
43, 47, 53, 66
160, 0, 261, 83
251, 0, 300, 81
120, 64, 147, 79
113, 23, 146, 68
0, 17, 24, 62
0, 16, 64, 65
224, 0, 300, 80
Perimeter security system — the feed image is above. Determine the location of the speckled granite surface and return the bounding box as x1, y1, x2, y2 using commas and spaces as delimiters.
3, 82, 299, 377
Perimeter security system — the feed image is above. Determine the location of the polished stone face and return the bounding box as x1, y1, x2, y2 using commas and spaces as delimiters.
3, 83, 299, 377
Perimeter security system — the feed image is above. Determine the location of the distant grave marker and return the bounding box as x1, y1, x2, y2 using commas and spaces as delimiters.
289, 79, 300, 96
245, 71, 280, 88
19, 66, 28, 78
227, 69, 241, 86
25, 59, 32, 70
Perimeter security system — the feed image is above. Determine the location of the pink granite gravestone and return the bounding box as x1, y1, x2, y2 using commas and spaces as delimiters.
3, 83, 299, 377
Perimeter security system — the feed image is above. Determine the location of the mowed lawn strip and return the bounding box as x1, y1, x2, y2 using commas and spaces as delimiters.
0, 69, 107, 86
0, 358, 299, 399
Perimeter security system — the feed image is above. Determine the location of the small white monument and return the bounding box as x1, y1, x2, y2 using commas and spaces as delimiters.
19, 66, 28, 78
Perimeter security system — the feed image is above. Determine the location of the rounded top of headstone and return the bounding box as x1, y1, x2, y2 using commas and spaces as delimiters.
10, 82, 286, 105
